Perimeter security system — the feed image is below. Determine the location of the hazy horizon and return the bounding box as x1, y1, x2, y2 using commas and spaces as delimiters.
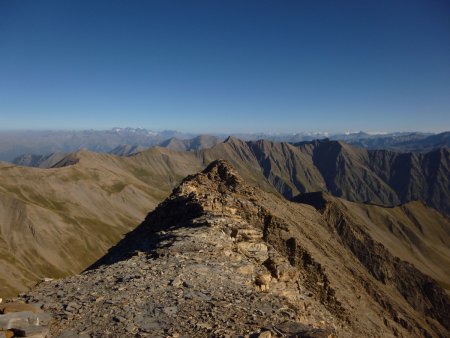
0, 126, 447, 135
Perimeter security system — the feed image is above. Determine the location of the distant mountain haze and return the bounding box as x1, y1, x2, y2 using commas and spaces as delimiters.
1, 129, 448, 162
0, 128, 195, 162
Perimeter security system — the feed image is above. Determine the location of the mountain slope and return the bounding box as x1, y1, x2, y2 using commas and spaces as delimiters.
160, 134, 220, 152
294, 193, 450, 294
367, 147, 450, 214
296, 139, 399, 204
202, 138, 449, 215
109, 144, 146, 156
22, 161, 450, 337
0, 148, 203, 297
12, 152, 68, 168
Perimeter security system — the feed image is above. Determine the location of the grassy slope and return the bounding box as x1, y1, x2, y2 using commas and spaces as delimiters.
0, 148, 203, 297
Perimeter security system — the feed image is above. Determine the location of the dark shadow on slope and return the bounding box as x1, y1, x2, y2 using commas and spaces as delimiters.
87, 190, 206, 270
87, 160, 235, 270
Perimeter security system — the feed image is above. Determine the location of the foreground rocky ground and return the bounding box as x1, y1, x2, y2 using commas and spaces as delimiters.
17, 225, 337, 337
3, 160, 449, 337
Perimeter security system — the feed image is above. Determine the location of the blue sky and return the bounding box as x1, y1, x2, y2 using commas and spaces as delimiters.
0, 0, 449, 132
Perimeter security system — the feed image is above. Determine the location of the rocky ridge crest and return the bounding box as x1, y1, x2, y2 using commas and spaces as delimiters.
11, 160, 450, 337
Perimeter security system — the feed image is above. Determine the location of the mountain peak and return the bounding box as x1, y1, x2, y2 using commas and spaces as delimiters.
223, 135, 242, 145
202, 159, 242, 187
88, 160, 252, 267
173, 159, 245, 198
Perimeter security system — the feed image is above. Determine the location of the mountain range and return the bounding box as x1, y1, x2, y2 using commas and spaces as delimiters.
2, 129, 449, 163
0, 137, 449, 300
17, 160, 450, 337
0, 128, 193, 162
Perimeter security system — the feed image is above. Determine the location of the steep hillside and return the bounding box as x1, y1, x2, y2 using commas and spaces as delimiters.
109, 144, 146, 156
294, 193, 450, 294
296, 139, 398, 204
201, 136, 277, 192
246, 139, 326, 196
20, 161, 450, 337
202, 138, 449, 215
0, 148, 203, 297
291, 140, 449, 214
12, 152, 67, 168
368, 147, 450, 215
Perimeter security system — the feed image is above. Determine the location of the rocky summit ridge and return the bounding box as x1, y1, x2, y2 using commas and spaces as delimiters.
7, 160, 450, 337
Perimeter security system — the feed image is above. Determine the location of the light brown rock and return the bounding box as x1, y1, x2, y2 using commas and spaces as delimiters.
0, 303, 41, 314
258, 331, 272, 338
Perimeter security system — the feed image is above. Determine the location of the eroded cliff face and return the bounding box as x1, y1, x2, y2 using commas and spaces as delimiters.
296, 192, 450, 335
13, 160, 450, 337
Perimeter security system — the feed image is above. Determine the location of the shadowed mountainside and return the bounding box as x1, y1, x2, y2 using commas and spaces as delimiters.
12, 152, 68, 168
202, 137, 449, 215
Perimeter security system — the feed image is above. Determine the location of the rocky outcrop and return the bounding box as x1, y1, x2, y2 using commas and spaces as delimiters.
0, 301, 50, 338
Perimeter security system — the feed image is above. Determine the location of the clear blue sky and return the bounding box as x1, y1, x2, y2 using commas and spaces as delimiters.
0, 0, 449, 133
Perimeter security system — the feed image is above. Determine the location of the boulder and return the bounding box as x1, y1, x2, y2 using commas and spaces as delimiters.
0, 311, 39, 330
0, 303, 41, 315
